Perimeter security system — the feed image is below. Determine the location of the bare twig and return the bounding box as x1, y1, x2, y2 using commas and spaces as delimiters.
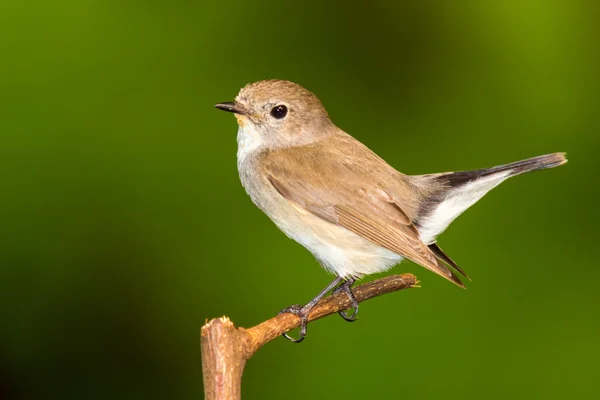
201, 273, 417, 400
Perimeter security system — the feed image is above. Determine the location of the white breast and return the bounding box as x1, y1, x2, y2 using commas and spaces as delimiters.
236, 123, 263, 164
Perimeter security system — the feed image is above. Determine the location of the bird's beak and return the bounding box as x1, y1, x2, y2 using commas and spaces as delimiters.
215, 101, 249, 115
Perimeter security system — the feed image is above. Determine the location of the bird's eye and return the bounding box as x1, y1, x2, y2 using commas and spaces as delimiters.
270, 105, 288, 119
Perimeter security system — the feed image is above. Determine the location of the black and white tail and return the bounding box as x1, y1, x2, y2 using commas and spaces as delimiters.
414, 153, 567, 246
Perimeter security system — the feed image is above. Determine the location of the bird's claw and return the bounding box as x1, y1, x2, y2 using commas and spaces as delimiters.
333, 280, 359, 322
278, 304, 309, 343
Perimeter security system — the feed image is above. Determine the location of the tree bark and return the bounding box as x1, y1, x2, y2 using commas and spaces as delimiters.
201, 273, 417, 400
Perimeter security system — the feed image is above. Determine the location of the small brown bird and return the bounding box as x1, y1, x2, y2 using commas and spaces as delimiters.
215, 80, 567, 342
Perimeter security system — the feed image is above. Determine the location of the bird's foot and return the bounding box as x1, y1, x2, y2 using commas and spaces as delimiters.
278, 304, 311, 343
332, 279, 359, 322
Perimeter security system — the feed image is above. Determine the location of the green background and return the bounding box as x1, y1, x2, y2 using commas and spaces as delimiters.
1, 1, 598, 399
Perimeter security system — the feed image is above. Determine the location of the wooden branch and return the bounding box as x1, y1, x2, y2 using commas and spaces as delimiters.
201, 273, 417, 400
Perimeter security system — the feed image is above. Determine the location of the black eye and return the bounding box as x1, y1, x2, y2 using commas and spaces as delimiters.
270, 105, 288, 119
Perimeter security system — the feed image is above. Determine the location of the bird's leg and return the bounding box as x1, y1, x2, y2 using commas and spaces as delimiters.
278, 276, 344, 343
332, 277, 359, 322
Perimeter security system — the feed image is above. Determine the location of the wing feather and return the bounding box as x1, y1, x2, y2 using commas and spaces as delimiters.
262, 140, 465, 287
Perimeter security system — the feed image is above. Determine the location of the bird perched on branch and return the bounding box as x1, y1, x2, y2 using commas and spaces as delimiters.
216, 79, 567, 342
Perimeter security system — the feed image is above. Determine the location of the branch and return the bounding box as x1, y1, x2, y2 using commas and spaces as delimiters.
201, 273, 417, 400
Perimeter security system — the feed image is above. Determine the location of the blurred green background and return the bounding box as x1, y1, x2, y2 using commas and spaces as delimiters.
1, 0, 598, 399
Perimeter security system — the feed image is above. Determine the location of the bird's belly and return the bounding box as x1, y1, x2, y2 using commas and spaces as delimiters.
238, 161, 403, 278
280, 210, 404, 278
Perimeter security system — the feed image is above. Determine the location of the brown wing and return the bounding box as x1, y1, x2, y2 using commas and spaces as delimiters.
262, 137, 464, 287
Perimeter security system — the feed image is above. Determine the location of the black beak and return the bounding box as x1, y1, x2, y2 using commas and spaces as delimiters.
215, 102, 248, 115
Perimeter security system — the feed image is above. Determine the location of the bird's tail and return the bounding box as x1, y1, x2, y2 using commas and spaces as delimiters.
436, 152, 568, 187
413, 152, 567, 245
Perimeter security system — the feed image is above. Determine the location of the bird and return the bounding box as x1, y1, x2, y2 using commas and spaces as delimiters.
215, 79, 567, 342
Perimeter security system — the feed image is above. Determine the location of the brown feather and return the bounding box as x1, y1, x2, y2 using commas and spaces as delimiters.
262, 134, 465, 287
